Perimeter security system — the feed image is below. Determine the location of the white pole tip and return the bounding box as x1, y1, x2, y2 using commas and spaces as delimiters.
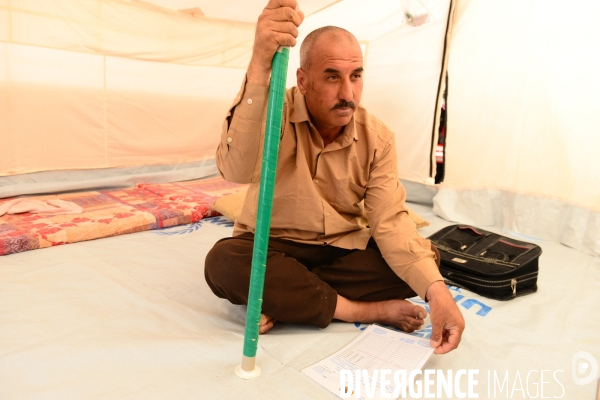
235, 364, 262, 379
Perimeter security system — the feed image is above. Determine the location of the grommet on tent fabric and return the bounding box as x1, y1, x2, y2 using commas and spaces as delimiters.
235, 45, 290, 379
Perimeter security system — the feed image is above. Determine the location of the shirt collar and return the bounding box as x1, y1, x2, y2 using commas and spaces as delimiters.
289, 87, 359, 145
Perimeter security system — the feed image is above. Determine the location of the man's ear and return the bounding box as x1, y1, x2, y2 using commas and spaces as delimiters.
296, 68, 307, 95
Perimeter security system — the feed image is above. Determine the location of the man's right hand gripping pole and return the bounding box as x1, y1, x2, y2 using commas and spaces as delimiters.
247, 0, 305, 86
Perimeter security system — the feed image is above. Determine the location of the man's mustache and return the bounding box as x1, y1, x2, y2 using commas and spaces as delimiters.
332, 100, 356, 110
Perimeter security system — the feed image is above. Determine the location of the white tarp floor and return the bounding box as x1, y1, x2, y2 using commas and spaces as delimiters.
1, 204, 598, 399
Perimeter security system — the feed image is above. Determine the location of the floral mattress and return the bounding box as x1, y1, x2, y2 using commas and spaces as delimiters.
0, 176, 243, 256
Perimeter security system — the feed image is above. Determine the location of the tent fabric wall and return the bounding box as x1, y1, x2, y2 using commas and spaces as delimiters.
0, 0, 252, 177
434, 0, 600, 256
142, 0, 339, 23
2, 0, 255, 67
1, 0, 449, 189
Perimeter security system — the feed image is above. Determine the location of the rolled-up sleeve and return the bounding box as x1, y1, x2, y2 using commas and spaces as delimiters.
216, 76, 269, 183
364, 133, 443, 300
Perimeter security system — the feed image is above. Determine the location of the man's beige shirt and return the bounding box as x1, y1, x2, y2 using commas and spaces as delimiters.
216, 78, 443, 300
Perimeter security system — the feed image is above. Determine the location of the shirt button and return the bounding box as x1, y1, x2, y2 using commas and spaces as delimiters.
314, 179, 319, 184
227, 137, 233, 143
325, 212, 330, 217
247, 98, 253, 105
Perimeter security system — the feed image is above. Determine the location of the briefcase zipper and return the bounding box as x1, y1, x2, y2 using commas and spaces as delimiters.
445, 275, 537, 290
444, 270, 537, 285
443, 271, 537, 300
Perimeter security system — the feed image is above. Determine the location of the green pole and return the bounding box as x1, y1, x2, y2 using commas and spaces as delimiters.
235, 46, 289, 379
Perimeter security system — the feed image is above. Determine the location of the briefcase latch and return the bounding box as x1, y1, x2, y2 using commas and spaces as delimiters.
511, 278, 517, 296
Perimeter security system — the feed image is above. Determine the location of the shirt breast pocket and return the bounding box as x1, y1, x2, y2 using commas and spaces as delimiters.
334, 179, 366, 215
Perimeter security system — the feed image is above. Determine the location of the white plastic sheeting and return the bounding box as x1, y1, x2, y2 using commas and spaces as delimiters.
1, 206, 598, 399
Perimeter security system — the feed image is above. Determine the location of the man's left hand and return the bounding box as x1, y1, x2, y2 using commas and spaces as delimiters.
426, 280, 465, 354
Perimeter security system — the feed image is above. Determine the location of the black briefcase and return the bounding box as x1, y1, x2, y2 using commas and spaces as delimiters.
428, 225, 542, 301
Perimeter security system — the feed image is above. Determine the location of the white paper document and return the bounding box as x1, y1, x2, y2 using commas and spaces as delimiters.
302, 324, 434, 399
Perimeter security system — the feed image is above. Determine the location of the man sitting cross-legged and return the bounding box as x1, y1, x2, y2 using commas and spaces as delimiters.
205, 0, 465, 355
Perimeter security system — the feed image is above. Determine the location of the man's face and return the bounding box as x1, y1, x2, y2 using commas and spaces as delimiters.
297, 33, 363, 134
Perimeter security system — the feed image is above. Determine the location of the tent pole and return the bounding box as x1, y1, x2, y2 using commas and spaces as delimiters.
235, 46, 289, 380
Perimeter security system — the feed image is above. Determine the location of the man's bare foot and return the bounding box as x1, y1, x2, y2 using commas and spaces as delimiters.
333, 295, 426, 332
377, 299, 427, 332
259, 314, 276, 334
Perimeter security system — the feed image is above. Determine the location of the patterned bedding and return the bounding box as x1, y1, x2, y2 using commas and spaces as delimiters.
0, 176, 244, 256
